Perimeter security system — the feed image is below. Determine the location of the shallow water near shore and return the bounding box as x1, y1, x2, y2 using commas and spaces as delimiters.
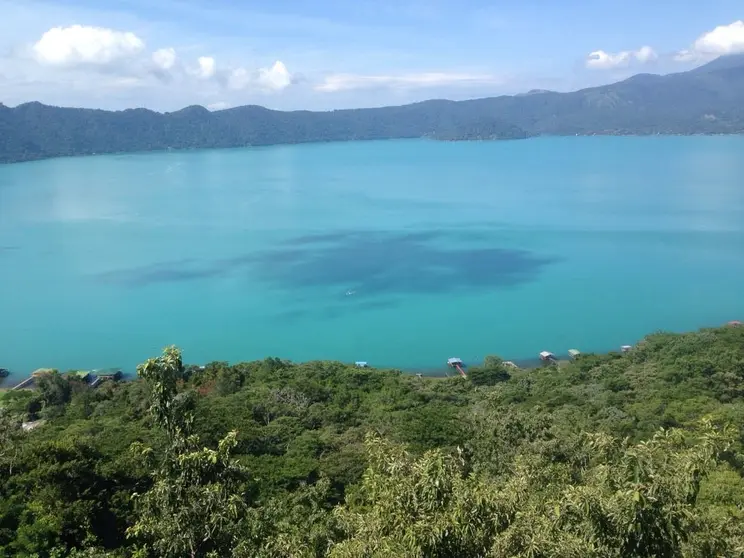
1, 136, 744, 381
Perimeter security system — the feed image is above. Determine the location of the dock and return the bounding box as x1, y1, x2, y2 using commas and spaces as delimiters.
12, 368, 55, 390
447, 358, 467, 378
539, 351, 556, 362
12, 377, 35, 390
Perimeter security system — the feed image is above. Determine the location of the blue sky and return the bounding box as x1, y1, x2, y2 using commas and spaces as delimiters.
1, 0, 742, 111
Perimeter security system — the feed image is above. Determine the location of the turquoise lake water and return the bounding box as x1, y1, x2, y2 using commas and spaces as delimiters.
1, 136, 744, 381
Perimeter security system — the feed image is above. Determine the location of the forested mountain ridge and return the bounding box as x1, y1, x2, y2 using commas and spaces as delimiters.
1, 324, 744, 556
2, 53, 744, 164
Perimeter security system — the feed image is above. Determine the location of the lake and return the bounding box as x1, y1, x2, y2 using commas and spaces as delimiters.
1, 136, 744, 382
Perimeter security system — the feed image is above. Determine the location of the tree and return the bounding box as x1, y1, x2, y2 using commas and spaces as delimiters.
330, 422, 738, 558
247, 477, 342, 558
0, 411, 22, 476
330, 433, 520, 558
7, 438, 116, 556
128, 347, 249, 558
36, 372, 72, 414
468, 356, 511, 387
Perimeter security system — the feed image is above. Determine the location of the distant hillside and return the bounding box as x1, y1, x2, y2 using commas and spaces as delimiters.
2, 54, 744, 163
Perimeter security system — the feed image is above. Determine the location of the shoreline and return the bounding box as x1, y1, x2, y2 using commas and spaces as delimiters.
3, 133, 744, 167
4, 321, 742, 388
0, 348, 613, 387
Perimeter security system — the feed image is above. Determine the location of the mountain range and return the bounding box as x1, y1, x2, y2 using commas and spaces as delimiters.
2, 54, 744, 164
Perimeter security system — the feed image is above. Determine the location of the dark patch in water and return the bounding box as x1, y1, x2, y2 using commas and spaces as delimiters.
270, 297, 402, 323
319, 306, 345, 320
356, 299, 400, 311
287, 229, 486, 247
96, 259, 222, 286
285, 231, 360, 245
271, 309, 310, 322
252, 231, 556, 295
95, 230, 557, 295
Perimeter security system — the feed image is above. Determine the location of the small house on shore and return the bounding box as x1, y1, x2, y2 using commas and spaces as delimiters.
92, 368, 123, 380
621, 345, 633, 353
539, 351, 556, 362
354, 361, 369, 368
568, 349, 581, 360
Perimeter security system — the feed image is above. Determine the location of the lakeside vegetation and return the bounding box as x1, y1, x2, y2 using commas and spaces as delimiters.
2, 53, 744, 164
1, 324, 743, 556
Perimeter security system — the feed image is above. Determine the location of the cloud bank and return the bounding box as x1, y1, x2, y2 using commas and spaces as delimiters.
33, 25, 145, 66
676, 20, 744, 62
585, 46, 657, 70
152, 47, 176, 71
315, 72, 503, 92
27, 25, 293, 96
4, 17, 744, 111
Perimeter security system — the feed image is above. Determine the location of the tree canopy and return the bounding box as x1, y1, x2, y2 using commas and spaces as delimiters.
1, 324, 743, 557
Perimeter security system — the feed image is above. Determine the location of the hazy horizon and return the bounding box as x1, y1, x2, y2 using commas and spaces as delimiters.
1, 0, 742, 112
2, 53, 736, 114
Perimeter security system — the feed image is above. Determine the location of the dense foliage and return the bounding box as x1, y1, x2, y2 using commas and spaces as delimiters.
1, 324, 743, 557
2, 54, 744, 163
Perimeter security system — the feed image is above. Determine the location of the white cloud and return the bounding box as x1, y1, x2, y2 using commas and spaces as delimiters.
194, 56, 216, 79
634, 46, 658, 63
693, 20, 744, 55
585, 46, 657, 70
257, 61, 292, 91
676, 20, 744, 62
673, 50, 698, 63
585, 50, 631, 70
106, 76, 146, 89
152, 47, 176, 70
207, 101, 229, 111
20, 25, 295, 100
315, 72, 502, 92
33, 25, 145, 66
228, 61, 293, 91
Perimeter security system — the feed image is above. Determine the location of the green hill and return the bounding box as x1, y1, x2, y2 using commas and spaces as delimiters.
1, 324, 743, 556
2, 54, 744, 164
